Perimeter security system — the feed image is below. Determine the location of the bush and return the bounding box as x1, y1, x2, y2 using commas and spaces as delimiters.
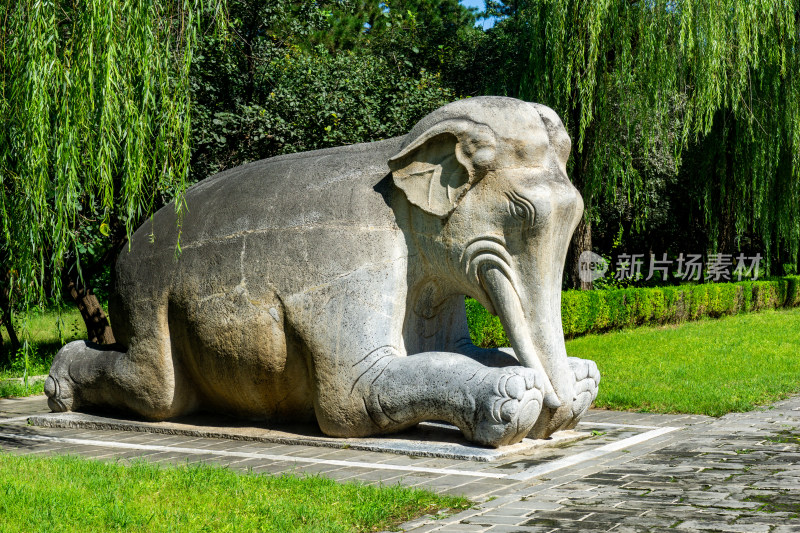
465, 298, 509, 348
467, 276, 800, 346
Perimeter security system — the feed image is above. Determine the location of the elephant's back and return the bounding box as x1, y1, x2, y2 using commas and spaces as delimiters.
120, 136, 403, 263
115, 137, 408, 307
177, 137, 405, 245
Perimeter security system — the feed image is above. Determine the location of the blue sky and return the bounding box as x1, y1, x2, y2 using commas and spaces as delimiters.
459, 0, 496, 29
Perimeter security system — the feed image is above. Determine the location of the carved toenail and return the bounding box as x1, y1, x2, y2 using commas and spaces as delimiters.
44, 376, 57, 398
500, 399, 518, 421
505, 375, 525, 400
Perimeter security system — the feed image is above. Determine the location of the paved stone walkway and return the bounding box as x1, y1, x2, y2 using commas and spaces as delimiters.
2, 394, 799, 532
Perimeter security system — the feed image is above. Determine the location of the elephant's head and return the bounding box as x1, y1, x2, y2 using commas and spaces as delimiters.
389, 97, 584, 437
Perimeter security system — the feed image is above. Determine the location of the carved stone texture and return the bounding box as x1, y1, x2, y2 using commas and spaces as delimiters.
45, 97, 600, 447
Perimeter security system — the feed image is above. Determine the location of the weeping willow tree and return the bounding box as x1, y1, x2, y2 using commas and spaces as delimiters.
494, 0, 799, 287
677, 1, 800, 273
0, 0, 223, 361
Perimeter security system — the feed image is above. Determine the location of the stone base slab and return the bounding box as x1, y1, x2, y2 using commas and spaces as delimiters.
27, 412, 588, 462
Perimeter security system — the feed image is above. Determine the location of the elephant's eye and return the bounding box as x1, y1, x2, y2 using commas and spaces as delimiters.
507, 192, 534, 227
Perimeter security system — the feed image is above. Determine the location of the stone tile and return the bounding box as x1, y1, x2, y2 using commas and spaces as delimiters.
465, 514, 526, 526
771, 526, 800, 533
484, 526, 553, 533
498, 501, 564, 512
676, 520, 771, 532
436, 522, 490, 532
524, 509, 595, 522
248, 462, 298, 476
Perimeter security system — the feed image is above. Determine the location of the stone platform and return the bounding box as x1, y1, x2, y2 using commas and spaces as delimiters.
27, 411, 588, 462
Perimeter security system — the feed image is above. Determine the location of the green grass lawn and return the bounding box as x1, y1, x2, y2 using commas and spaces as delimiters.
567, 307, 800, 416
0, 306, 85, 380
0, 379, 45, 399
0, 454, 469, 532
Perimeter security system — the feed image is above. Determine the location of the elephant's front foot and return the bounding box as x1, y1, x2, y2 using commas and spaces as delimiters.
44, 341, 84, 413
563, 357, 601, 429
528, 357, 600, 439
463, 366, 544, 448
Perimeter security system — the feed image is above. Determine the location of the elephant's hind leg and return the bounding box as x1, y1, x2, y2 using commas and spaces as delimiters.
45, 337, 198, 420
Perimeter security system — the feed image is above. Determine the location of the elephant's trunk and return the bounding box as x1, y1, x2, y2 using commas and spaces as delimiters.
480, 265, 574, 413
463, 228, 578, 436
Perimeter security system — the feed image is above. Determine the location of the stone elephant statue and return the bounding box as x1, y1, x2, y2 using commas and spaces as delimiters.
45, 96, 599, 447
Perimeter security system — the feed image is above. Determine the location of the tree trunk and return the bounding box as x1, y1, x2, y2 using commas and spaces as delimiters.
0, 284, 20, 367
565, 114, 594, 290
0, 308, 19, 351
718, 141, 737, 255
564, 97, 595, 291
566, 217, 593, 290
65, 276, 116, 345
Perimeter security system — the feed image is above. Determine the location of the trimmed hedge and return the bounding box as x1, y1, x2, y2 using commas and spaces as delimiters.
466, 276, 800, 347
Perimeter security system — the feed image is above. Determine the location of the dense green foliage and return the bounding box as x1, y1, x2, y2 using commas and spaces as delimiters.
1, 0, 222, 309
486, 0, 800, 282
0, 454, 469, 532
2, 0, 798, 351
467, 277, 800, 347
193, 46, 454, 177
568, 307, 800, 416
189, 0, 466, 180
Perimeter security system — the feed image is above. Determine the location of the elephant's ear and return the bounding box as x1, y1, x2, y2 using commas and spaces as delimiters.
388, 119, 495, 218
